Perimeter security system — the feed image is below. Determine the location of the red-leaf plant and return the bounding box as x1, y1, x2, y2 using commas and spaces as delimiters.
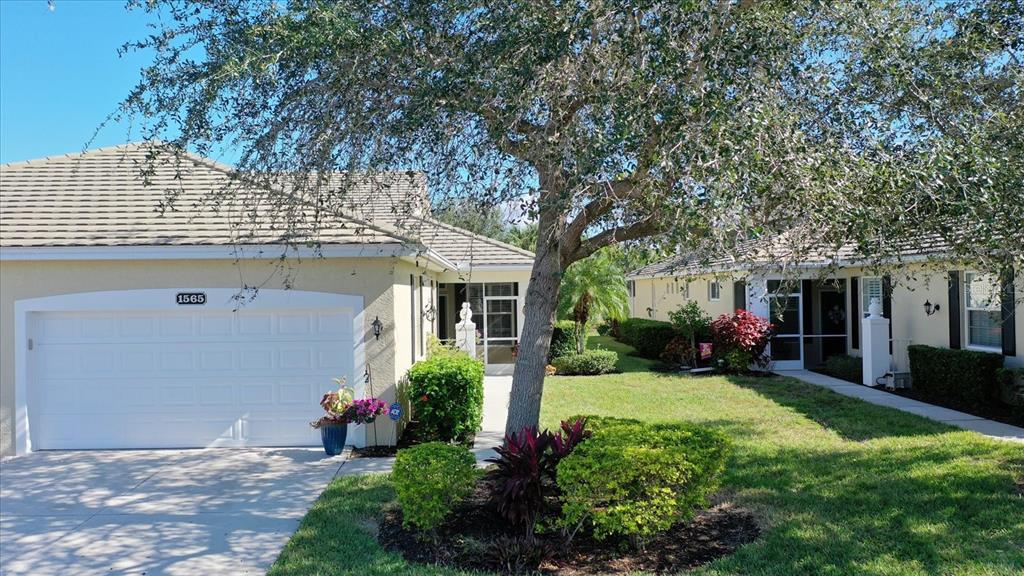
486, 417, 591, 533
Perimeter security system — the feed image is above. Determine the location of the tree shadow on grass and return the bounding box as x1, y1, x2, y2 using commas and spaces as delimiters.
702, 430, 1024, 576
724, 374, 955, 442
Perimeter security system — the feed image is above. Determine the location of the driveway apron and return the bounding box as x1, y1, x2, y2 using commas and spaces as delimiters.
0, 448, 345, 575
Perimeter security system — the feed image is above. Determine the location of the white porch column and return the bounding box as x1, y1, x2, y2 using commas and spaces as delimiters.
861, 297, 890, 386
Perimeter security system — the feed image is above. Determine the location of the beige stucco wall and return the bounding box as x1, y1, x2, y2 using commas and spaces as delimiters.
0, 256, 420, 456
631, 263, 1023, 369
630, 274, 739, 323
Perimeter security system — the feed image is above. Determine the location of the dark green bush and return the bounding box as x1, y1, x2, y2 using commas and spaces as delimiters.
549, 320, 578, 361
556, 417, 730, 543
596, 322, 611, 336
407, 354, 485, 443
996, 367, 1024, 407
907, 345, 1004, 410
552, 350, 619, 375
821, 354, 863, 384
617, 318, 676, 359
392, 442, 479, 535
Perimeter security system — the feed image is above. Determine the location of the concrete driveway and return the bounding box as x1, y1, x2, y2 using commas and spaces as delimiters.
0, 448, 345, 575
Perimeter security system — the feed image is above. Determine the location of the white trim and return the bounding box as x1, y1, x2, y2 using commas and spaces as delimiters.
0, 243, 416, 261
965, 344, 1003, 354
14, 288, 365, 455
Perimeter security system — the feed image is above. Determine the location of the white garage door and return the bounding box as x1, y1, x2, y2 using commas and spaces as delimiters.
28, 305, 357, 450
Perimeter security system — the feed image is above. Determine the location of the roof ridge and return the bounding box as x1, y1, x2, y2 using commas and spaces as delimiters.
0, 141, 165, 169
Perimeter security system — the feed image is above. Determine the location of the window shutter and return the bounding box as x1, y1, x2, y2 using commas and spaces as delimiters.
948, 271, 961, 349
733, 281, 746, 311
850, 276, 860, 350
1002, 267, 1016, 357
883, 275, 893, 354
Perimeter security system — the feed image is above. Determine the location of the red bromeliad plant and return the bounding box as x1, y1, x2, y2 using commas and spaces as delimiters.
486, 417, 591, 533
710, 310, 774, 373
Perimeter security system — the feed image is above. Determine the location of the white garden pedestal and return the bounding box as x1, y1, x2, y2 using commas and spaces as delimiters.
861, 297, 891, 386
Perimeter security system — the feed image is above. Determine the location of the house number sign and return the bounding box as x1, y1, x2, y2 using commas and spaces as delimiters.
176, 292, 207, 305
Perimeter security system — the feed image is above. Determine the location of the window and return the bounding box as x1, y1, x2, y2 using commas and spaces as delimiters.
965, 272, 1001, 349
627, 280, 636, 298
708, 280, 721, 301
861, 277, 883, 317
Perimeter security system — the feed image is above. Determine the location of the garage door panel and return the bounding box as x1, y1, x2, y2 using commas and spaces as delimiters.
30, 306, 356, 449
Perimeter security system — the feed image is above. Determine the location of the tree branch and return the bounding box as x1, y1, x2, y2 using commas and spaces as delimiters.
568, 215, 664, 265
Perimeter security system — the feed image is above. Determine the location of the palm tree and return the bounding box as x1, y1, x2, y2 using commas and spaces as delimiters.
557, 248, 631, 353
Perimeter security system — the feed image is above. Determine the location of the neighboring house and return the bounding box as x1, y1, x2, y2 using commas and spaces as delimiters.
0, 143, 534, 456
627, 239, 1022, 372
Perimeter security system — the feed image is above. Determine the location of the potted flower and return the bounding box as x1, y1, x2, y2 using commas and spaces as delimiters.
310, 377, 389, 456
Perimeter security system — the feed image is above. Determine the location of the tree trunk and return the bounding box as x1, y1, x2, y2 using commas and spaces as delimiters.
505, 215, 564, 438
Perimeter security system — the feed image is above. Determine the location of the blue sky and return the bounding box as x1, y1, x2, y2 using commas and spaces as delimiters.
0, 0, 158, 163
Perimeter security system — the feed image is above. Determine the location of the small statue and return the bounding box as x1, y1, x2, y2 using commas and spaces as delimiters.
455, 302, 477, 357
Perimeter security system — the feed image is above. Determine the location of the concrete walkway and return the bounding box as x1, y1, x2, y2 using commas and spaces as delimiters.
0, 448, 346, 575
777, 369, 1024, 443
336, 374, 512, 476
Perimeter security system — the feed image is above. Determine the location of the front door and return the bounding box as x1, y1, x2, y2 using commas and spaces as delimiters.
767, 281, 803, 370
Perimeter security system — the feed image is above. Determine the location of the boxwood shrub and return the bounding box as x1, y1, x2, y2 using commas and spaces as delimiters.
821, 354, 863, 384
552, 350, 618, 375
907, 344, 1004, 410
556, 417, 730, 543
549, 320, 579, 361
407, 354, 485, 443
392, 442, 479, 535
617, 318, 676, 359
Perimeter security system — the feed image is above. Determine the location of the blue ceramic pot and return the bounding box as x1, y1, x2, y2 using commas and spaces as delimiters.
320, 424, 348, 456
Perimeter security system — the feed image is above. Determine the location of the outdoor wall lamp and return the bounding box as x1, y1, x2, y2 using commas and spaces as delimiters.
371, 316, 384, 339
923, 300, 940, 316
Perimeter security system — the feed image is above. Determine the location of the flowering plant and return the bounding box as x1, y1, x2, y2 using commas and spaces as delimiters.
310, 377, 388, 428
343, 398, 389, 425
710, 309, 774, 372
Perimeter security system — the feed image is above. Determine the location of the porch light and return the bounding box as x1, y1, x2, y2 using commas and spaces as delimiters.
923, 300, 940, 316
371, 316, 384, 339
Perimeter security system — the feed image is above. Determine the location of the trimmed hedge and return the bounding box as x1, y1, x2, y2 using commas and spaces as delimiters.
617, 318, 676, 359
907, 345, 1004, 411
552, 350, 618, 375
997, 367, 1024, 407
556, 417, 730, 543
821, 354, 863, 385
407, 354, 485, 443
392, 442, 479, 534
549, 320, 578, 361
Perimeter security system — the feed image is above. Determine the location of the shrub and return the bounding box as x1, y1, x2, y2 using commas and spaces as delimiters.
908, 345, 1004, 411
392, 442, 479, 536
660, 335, 695, 366
710, 310, 773, 372
426, 333, 466, 359
548, 320, 578, 361
596, 322, 611, 336
487, 418, 592, 531
618, 318, 676, 359
667, 302, 713, 366
407, 354, 485, 443
556, 418, 729, 544
821, 354, 863, 384
997, 367, 1024, 406
551, 350, 618, 375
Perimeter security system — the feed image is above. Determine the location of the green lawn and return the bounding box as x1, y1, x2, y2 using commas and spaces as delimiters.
269, 335, 1024, 576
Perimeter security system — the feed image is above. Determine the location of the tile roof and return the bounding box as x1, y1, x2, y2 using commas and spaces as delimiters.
0, 143, 535, 268
628, 231, 952, 278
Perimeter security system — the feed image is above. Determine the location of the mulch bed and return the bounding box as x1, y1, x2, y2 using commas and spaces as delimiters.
884, 387, 1023, 427
351, 421, 476, 459
378, 479, 760, 575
